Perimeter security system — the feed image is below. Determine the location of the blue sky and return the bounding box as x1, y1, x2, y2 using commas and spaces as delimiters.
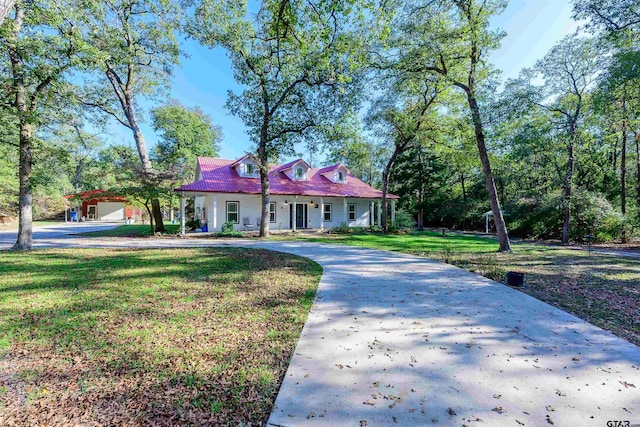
106, 0, 582, 163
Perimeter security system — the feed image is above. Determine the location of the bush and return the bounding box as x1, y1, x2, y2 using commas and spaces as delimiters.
393, 208, 415, 229
330, 222, 351, 234
506, 190, 635, 242
185, 219, 200, 231
219, 221, 243, 237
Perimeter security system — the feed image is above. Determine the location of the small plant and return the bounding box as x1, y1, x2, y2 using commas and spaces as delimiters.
219, 221, 243, 237
476, 254, 505, 282
185, 219, 200, 231
440, 242, 455, 264
330, 222, 351, 234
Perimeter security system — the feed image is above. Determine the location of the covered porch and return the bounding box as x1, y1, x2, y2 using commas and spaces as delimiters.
177, 192, 397, 234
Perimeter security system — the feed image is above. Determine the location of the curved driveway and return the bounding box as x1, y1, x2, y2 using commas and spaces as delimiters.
2, 234, 639, 426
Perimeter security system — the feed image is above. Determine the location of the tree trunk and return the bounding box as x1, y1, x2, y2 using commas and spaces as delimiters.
9, 5, 32, 251
120, 91, 166, 233
12, 120, 33, 251
0, 0, 16, 26
561, 137, 575, 244
621, 117, 627, 215
460, 173, 467, 202
381, 145, 401, 233
257, 145, 270, 238
466, 94, 511, 252
144, 199, 154, 233
635, 131, 640, 208
620, 93, 628, 216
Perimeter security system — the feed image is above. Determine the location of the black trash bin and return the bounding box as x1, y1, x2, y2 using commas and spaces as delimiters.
506, 272, 524, 287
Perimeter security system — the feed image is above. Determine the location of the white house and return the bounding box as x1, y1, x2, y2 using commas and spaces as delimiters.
175, 154, 399, 233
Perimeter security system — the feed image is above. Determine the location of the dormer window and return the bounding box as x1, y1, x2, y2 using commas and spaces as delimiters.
296, 167, 304, 179
338, 171, 344, 181
246, 163, 255, 175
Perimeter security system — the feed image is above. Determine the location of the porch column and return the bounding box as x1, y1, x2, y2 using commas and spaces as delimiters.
391, 200, 396, 225
213, 195, 218, 231
320, 197, 324, 231
343, 198, 348, 225
377, 200, 381, 227
170, 208, 174, 223
292, 197, 297, 232
205, 195, 213, 232
180, 195, 186, 235
369, 200, 374, 226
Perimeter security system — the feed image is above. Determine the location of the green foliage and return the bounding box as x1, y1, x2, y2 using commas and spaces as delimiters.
151, 100, 222, 180
506, 190, 636, 242
219, 221, 242, 237
185, 219, 200, 231
393, 209, 414, 229
330, 222, 351, 234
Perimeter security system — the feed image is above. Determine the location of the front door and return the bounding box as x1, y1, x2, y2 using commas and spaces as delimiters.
296, 203, 306, 228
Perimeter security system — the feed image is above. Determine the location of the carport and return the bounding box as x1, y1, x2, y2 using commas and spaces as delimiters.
63, 190, 141, 222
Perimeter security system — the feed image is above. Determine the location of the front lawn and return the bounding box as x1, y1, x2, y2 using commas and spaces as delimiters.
0, 248, 321, 425
285, 231, 640, 346
79, 223, 181, 237
286, 230, 500, 254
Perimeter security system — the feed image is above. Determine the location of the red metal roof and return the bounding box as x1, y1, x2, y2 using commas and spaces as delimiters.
63, 189, 128, 201
175, 157, 399, 199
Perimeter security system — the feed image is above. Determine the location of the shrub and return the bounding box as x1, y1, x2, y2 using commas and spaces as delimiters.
185, 219, 200, 231
219, 221, 243, 237
393, 208, 415, 229
330, 222, 351, 234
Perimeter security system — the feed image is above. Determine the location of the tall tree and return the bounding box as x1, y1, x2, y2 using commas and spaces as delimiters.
396, 0, 512, 251
0, 0, 86, 250
524, 35, 604, 243
79, 0, 183, 233
151, 100, 221, 181
368, 75, 442, 232
190, 0, 374, 237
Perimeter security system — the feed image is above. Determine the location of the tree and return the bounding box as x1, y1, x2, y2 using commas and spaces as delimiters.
326, 136, 385, 188
151, 100, 221, 180
524, 35, 604, 243
190, 0, 374, 237
368, 74, 443, 232
79, 0, 183, 233
396, 0, 512, 251
0, 0, 87, 250
573, 0, 640, 33
0, 0, 14, 26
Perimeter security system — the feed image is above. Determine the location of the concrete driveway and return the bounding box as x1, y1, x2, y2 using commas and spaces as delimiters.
1, 235, 638, 425
0, 222, 120, 250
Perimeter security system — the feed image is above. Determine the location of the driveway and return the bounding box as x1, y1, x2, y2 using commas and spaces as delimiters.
2, 235, 639, 425
0, 222, 120, 250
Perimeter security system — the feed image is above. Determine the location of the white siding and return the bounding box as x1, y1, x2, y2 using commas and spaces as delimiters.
198, 194, 375, 231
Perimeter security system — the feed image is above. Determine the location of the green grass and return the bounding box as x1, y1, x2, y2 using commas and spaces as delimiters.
0, 247, 322, 425
275, 230, 501, 254
79, 224, 181, 237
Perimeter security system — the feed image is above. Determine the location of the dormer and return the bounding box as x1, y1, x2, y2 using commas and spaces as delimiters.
320, 164, 349, 184
280, 158, 311, 181
230, 153, 259, 178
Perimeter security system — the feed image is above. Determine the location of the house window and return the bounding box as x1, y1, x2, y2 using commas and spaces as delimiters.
296, 167, 305, 179
246, 163, 255, 175
348, 203, 356, 221
226, 201, 239, 223
323, 204, 332, 222
269, 202, 276, 223
338, 171, 344, 181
